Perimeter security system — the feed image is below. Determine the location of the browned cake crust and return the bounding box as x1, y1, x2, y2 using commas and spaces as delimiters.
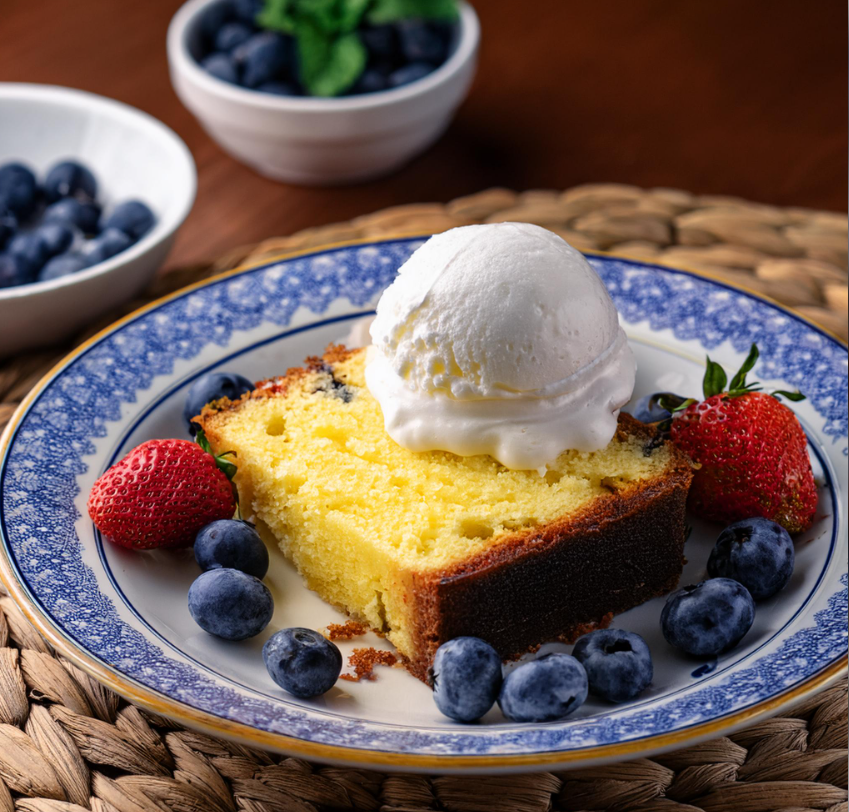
198, 347, 693, 684
404, 420, 692, 681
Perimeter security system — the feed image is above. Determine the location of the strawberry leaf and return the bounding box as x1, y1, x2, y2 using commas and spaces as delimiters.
728, 343, 759, 392
195, 427, 213, 455
214, 452, 239, 481
196, 428, 239, 481
726, 384, 762, 399
773, 390, 806, 402
196, 428, 241, 515
656, 395, 697, 434
702, 357, 727, 399
658, 394, 697, 413
700, 343, 767, 400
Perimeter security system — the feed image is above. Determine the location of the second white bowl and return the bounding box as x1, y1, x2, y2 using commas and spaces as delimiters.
0, 84, 196, 357
167, 0, 479, 185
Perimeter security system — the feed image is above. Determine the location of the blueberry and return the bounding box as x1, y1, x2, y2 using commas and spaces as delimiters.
203, 52, 241, 84
35, 223, 77, 257
43, 198, 101, 234
195, 519, 269, 579
0, 207, 17, 249
201, 0, 234, 42
572, 629, 653, 702
188, 568, 273, 640
708, 517, 795, 600
233, 0, 262, 23
215, 21, 254, 52
359, 25, 399, 62
7, 232, 49, 274
498, 653, 588, 723
388, 62, 434, 88
0, 162, 38, 219
431, 637, 502, 722
263, 628, 342, 698
662, 578, 755, 657
255, 80, 300, 96
429, 20, 455, 53
397, 20, 449, 64
82, 228, 133, 266
38, 253, 88, 282
349, 68, 390, 95
631, 392, 676, 423
101, 200, 155, 241
183, 371, 254, 432
236, 32, 291, 88
43, 160, 98, 204
0, 253, 36, 288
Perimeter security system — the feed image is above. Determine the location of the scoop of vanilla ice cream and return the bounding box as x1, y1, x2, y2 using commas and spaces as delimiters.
366, 223, 636, 471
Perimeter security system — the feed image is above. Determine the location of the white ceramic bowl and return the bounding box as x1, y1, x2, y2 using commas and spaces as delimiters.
167, 0, 479, 184
0, 84, 196, 357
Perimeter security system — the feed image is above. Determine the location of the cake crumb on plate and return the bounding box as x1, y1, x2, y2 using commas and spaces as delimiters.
340, 648, 399, 682
324, 620, 369, 640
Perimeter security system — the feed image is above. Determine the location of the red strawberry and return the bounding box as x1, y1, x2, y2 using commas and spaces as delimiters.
666, 344, 817, 534
88, 431, 237, 550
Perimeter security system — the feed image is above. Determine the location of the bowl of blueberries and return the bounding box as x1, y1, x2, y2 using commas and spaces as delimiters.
167, 0, 479, 184
0, 84, 195, 356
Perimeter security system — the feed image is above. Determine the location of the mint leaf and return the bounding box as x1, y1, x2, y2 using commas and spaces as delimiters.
702, 357, 728, 399
729, 343, 759, 392
299, 25, 367, 96
260, 0, 455, 96
258, 0, 298, 33
260, 0, 370, 34
340, 0, 373, 30
296, 0, 364, 33
367, 0, 459, 24
320, 0, 371, 32
296, 19, 332, 86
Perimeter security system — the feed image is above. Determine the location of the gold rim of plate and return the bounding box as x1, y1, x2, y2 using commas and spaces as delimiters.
0, 232, 846, 771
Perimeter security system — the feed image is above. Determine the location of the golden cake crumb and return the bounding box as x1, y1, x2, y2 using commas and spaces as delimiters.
324, 620, 369, 641
339, 648, 398, 682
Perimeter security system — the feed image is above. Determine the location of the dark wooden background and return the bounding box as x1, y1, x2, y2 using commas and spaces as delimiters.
3, 0, 846, 270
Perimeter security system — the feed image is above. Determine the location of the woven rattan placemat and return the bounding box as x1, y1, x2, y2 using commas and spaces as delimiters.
0, 184, 846, 812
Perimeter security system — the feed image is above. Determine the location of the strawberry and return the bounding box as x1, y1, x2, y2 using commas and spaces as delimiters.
87, 430, 237, 550
665, 344, 817, 534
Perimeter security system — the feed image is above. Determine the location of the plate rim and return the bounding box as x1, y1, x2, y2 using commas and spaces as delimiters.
1, 232, 846, 773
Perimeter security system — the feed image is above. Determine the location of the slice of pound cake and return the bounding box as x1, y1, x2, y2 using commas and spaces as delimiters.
198, 346, 693, 682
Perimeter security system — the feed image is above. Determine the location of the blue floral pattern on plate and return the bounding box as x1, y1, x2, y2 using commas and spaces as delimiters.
1, 239, 846, 761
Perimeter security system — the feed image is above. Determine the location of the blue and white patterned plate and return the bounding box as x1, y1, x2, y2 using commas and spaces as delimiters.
1, 237, 846, 773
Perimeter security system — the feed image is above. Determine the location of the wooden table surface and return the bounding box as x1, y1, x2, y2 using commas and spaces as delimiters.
3, 0, 846, 271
